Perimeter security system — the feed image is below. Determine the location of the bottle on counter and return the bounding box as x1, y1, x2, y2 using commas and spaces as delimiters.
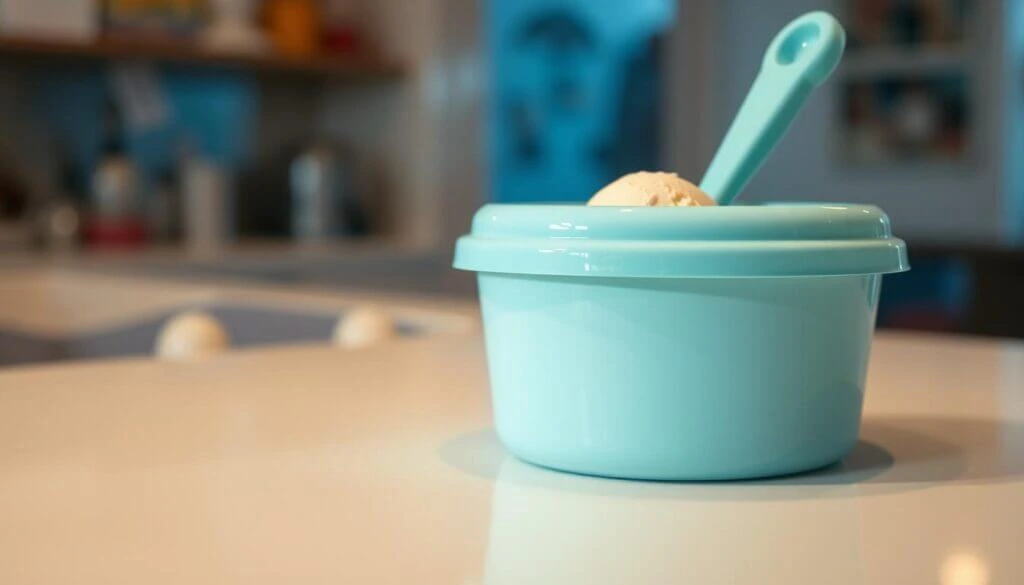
85, 97, 146, 249
181, 144, 234, 255
290, 141, 366, 243
37, 147, 85, 254
37, 199, 82, 254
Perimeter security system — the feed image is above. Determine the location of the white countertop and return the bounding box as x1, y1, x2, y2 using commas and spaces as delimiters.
1, 327, 1022, 584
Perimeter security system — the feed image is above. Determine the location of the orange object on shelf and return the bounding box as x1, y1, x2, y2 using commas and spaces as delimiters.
263, 0, 320, 58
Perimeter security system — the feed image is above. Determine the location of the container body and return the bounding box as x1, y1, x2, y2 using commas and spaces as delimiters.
477, 272, 881, 480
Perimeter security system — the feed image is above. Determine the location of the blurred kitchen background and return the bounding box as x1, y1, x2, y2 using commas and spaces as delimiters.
0, 0, 1021, 338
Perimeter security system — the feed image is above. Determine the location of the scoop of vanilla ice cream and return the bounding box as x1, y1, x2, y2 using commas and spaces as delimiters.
154, 310, 231, 360
332, 305, 398, 349
588, 172, 716, 207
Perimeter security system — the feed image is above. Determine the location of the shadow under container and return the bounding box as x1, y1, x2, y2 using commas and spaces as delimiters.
454, 203, 909, 480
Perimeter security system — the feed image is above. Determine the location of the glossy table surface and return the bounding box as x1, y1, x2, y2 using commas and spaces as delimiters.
1, 331, 1022, 584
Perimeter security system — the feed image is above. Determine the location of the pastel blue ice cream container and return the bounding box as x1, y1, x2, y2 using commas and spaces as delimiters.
454, 203, 908, 480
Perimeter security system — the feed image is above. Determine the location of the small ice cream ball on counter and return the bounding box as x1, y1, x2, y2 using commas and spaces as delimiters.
154, 310, 231, 360
332, 305, 398, 349
587, 171, 716, 207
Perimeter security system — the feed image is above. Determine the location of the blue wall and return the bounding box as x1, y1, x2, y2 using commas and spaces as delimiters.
35, 67, 256, 195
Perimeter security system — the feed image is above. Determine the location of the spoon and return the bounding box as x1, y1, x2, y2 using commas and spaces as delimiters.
699, 11, 845, 205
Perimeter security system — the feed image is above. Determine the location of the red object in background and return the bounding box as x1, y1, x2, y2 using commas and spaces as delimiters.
322, 25, 362, 55
85, 217, 147, 249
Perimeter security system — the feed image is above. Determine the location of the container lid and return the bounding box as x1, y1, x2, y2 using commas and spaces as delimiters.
453, 203, 909, 278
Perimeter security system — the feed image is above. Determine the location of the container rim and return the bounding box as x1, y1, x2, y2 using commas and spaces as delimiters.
453, 203, 909, 278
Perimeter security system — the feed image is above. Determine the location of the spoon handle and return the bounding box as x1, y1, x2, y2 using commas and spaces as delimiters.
700, 12, 846, 205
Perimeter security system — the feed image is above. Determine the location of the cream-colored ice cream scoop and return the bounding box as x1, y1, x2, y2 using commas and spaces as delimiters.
587, 171, 715, 207
332, 305, 398, 349
154, 310, 231, 360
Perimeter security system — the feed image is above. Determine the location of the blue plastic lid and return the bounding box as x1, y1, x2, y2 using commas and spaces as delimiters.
453, 203, 909, 278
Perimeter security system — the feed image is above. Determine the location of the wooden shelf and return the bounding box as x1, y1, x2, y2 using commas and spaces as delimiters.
0, 35, 403, 79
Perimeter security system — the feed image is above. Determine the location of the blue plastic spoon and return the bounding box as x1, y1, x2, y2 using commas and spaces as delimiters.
699, 11, 846, 205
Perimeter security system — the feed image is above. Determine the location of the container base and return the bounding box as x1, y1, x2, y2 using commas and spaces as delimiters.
504, 440, 858, 482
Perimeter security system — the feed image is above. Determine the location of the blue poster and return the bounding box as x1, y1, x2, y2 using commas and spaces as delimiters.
488, 0, 675, 202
